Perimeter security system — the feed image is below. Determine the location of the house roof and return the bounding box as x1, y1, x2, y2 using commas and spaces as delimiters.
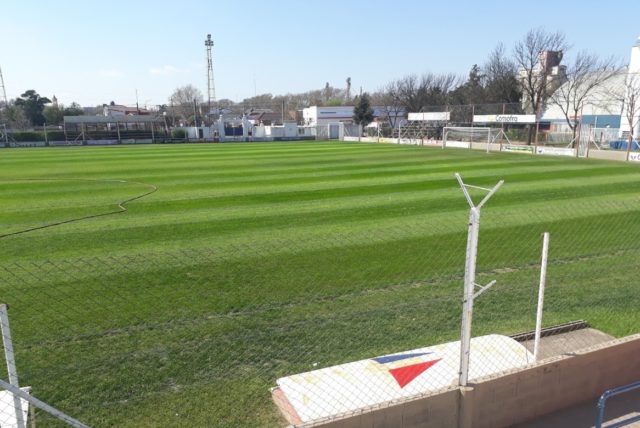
64, 115, 162, 124
107, 105, 151, 115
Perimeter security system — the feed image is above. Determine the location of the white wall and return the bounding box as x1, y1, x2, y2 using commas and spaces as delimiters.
303, 106, 405, 127
621, 38, 640, 139
282, 122, 295, 137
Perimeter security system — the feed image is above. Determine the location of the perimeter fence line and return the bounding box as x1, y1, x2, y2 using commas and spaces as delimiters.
0, 178, 639, 426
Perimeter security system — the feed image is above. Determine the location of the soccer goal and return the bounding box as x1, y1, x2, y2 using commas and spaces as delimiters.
442, 127, 510, 151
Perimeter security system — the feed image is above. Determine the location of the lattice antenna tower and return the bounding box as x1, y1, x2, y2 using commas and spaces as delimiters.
205, 34, 216, 112
0, 65, 8, 108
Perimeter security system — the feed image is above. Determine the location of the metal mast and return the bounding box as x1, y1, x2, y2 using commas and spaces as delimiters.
0, 66, 8, 107
205, 34, 216, 113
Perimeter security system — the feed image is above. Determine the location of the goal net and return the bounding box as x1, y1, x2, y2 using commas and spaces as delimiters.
443, 127, 509, 149
398, 120, 442, 145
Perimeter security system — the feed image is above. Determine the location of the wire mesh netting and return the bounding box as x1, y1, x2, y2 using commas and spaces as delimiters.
0, 142, 639, 427
0, 199, 638, 426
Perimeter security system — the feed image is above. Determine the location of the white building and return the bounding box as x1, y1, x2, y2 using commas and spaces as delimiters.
541, 36, 640, 138
541, 73, 626, 130
302, 106, 405, 127
620, 36, 640, 140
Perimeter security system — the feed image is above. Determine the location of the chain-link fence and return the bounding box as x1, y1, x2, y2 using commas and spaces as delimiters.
0, 177, 638, 427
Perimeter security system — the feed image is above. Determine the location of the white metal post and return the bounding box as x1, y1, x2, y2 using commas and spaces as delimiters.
0, 304, 25, 428
455, 174, 503, 387
459, 207, 479, 386
0, 379, 90, 428
533, 232, 550, 361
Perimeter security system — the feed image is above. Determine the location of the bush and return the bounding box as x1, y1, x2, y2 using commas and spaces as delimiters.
172, 128, 187, 139
47, 131, 66, 141
9, 131, 45, 142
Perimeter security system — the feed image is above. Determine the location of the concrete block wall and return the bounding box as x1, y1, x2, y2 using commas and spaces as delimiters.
467, 334, 640, 428
341, 137, 640, 165
587, 150, 628, 162
299, 388, 459, 428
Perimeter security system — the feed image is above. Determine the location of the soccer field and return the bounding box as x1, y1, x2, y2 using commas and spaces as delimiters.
0, 141, 639, 426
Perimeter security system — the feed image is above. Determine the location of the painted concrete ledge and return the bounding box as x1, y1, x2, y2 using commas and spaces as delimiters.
282, 334, 640, 428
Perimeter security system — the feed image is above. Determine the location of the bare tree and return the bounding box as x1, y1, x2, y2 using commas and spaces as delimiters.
514, 28, 568, 143
484, 43, 522, 104
393, 72, 460, 112
549, 52, 621, 146
169, 85, 204, 125
621, 73, 640, 160
371, 80, 405, 129
0, 101, 30, 129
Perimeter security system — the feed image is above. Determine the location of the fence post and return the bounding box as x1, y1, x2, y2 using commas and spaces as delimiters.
533, 232, 550, 361
0, 379, 90, 428
455, 174, 503, 387
459, 205, 479, 386
0, 304, 25, 428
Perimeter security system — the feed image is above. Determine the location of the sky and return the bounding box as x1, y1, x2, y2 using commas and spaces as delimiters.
1, 0, 639, 108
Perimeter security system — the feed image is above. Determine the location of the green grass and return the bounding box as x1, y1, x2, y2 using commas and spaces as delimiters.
0, 141, 639, 427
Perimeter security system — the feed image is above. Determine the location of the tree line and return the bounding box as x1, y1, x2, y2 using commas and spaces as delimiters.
0, 90, 84, 128
2, 28, 632, 146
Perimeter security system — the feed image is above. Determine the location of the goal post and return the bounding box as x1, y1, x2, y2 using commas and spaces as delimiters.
443, 127, 490, 149
442, 127, 510, 151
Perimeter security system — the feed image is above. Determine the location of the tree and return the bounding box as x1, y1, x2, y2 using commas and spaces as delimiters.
0, 101, 29, 129
514, 28, 568, 144
14, 90, 51, 126
484, 43, 522, 104
43, 105, 64, 125
323, 82, 331, 103
549, 52, 620, 146
619, 73, 640, 160
169, 85, 204, 125
391, 73, 459, 112
371, 81, 405, 129
353, 93, 374, 138
346, 77, 352, 102
450, 64, 486, 105
63, 102, 84, 116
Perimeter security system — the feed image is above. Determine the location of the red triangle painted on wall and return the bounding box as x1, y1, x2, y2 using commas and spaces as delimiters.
388, 359, 442, 388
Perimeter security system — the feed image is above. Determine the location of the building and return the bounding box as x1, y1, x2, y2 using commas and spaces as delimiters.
520, 50, 568, 115
302, 106, 406, 127
541, 73, 626, 131
620, 36, 640, 140
245, 109, 282, 126
103, 104, 150, 117
541, 36, 640, 139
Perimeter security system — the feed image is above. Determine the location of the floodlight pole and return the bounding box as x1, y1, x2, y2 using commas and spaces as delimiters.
456, 173, 503, 387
